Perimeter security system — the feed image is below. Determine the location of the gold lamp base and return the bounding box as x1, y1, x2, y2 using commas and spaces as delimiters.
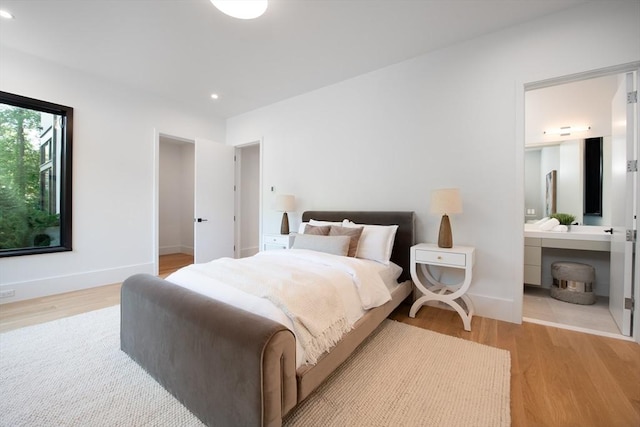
438, 214, 453, 248
280, 212, 290, 235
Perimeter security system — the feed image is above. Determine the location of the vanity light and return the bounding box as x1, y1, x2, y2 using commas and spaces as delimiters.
544, 125, 591, 136
0, 10, 14, 19
210, 0, 268, 20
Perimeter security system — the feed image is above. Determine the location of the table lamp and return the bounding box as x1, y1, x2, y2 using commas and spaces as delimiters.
430, 188, 462, 248
275, 194, 295, 235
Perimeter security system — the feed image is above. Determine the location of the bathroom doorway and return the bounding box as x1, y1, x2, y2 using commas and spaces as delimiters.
523, 65, 638, 339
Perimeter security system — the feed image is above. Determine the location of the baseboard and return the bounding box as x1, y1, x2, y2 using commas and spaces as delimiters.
159, 245, 193, 256
0, 263, 155, 304
240, 246, 259, 258
468, 293, 515, 323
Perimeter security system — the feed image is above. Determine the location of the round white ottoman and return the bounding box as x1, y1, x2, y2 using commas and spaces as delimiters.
550, 261, 596, 305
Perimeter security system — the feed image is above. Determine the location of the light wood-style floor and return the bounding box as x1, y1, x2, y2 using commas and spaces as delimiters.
1, 253, 638, 427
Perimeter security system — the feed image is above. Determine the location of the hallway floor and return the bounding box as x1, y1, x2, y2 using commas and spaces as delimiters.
523, 286, 621, 336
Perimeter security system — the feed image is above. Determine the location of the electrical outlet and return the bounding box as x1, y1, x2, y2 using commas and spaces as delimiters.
0, 289, 15, 298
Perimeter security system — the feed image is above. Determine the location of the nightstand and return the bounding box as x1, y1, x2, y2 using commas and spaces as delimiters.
409, 243, 476, 331
262, 233, 295, 251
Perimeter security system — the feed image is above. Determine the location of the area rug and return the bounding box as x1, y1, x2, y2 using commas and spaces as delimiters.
0, 306, 510, 426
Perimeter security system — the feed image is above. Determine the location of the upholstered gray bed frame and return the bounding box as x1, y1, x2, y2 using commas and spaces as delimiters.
121, 211, 415, 427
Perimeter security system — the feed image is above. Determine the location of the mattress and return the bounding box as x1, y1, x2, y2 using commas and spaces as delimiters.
165, 249, 403, 367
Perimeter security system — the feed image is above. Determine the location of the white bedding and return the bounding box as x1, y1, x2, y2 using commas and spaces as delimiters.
165, 249, 398, 367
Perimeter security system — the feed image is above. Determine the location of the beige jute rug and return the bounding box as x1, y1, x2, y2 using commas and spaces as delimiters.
0, 306, 510, 426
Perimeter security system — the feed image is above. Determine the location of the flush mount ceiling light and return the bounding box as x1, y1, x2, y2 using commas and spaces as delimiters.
544, 125, 591, 136
210, 93, 219, 100
210, 0, 268, 20
0, 9, 14, 19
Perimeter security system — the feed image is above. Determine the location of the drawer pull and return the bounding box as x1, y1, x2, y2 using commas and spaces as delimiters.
437, 256, 442, 260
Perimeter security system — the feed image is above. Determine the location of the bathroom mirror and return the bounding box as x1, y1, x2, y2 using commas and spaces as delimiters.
524, 137, 610, 225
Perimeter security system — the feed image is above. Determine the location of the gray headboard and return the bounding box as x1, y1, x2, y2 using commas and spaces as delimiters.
301, 211, 416, 282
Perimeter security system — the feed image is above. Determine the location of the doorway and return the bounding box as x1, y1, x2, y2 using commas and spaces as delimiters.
235, 141, 262, 258
522, 66, 638, 339
158, 135, 195, 269
155, 133, 235, 272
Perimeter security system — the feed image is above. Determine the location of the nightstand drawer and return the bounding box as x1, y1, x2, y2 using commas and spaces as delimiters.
262, 234, 295, 251
265, 235, 290, 245
414, 249, 466, 267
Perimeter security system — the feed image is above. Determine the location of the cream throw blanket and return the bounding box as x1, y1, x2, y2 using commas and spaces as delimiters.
187, 256, 350, 365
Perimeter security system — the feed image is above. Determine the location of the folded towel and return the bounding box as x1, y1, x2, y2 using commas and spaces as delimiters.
539, 218, 560, 231
552, 224, 568, 232
534, 217, 550, 226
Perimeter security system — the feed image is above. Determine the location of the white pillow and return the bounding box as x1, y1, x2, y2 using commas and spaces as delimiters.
298, 222, 308, 234
309, 219, 344, 227
342, 220, 398, 265
291, 234, 351, 256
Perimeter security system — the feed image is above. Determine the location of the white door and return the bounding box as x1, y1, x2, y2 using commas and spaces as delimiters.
609, 72, 636, 336
194, 138, 235, 263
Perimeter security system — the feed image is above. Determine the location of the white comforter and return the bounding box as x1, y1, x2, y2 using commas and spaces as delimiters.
165, 249, 392, 366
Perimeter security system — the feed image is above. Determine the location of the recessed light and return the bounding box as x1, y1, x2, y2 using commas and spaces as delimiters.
0, 10, 14, 19
211, 93, 219, 100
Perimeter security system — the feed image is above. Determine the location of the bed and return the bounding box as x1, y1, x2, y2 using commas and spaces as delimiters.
120, 211, 415, 427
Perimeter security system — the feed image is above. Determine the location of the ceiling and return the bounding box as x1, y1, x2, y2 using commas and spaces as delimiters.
0, 0, 588, 118
525, 74, 622, 146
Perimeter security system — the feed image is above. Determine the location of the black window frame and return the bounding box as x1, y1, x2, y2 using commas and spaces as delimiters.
0, 91, 73, 257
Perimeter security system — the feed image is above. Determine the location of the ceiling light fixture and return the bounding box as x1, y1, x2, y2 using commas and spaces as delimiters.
0, 10, 14, 19
210, 0, 268, 20
211, 93, 219, 100
544, 125, 591, 136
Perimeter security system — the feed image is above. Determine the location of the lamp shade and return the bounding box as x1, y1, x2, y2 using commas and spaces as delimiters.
430, 188, 462, 215
275, 194, 295, 212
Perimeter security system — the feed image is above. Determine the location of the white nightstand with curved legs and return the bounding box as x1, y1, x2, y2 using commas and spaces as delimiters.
409, 243, 476, 331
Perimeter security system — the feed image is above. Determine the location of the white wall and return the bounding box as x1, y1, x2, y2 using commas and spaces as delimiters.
0, 46, 225, 302
226, 1, 640, 323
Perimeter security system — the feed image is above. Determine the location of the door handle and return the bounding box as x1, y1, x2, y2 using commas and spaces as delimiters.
604, 228, 613, 234
195, 218, 208, 223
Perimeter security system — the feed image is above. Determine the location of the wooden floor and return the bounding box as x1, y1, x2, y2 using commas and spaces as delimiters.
1, 253, 638, 427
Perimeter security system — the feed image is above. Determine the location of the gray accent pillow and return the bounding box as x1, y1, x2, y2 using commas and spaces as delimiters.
304, 224, 331, 235
328, 225, 364, 257
291, 234, 351, 256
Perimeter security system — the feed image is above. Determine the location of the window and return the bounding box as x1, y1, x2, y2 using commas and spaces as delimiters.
0, 91, 73, 257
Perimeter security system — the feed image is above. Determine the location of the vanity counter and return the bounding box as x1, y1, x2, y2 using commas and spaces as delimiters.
524, 224, 611, 242
523, 225, 611, 286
